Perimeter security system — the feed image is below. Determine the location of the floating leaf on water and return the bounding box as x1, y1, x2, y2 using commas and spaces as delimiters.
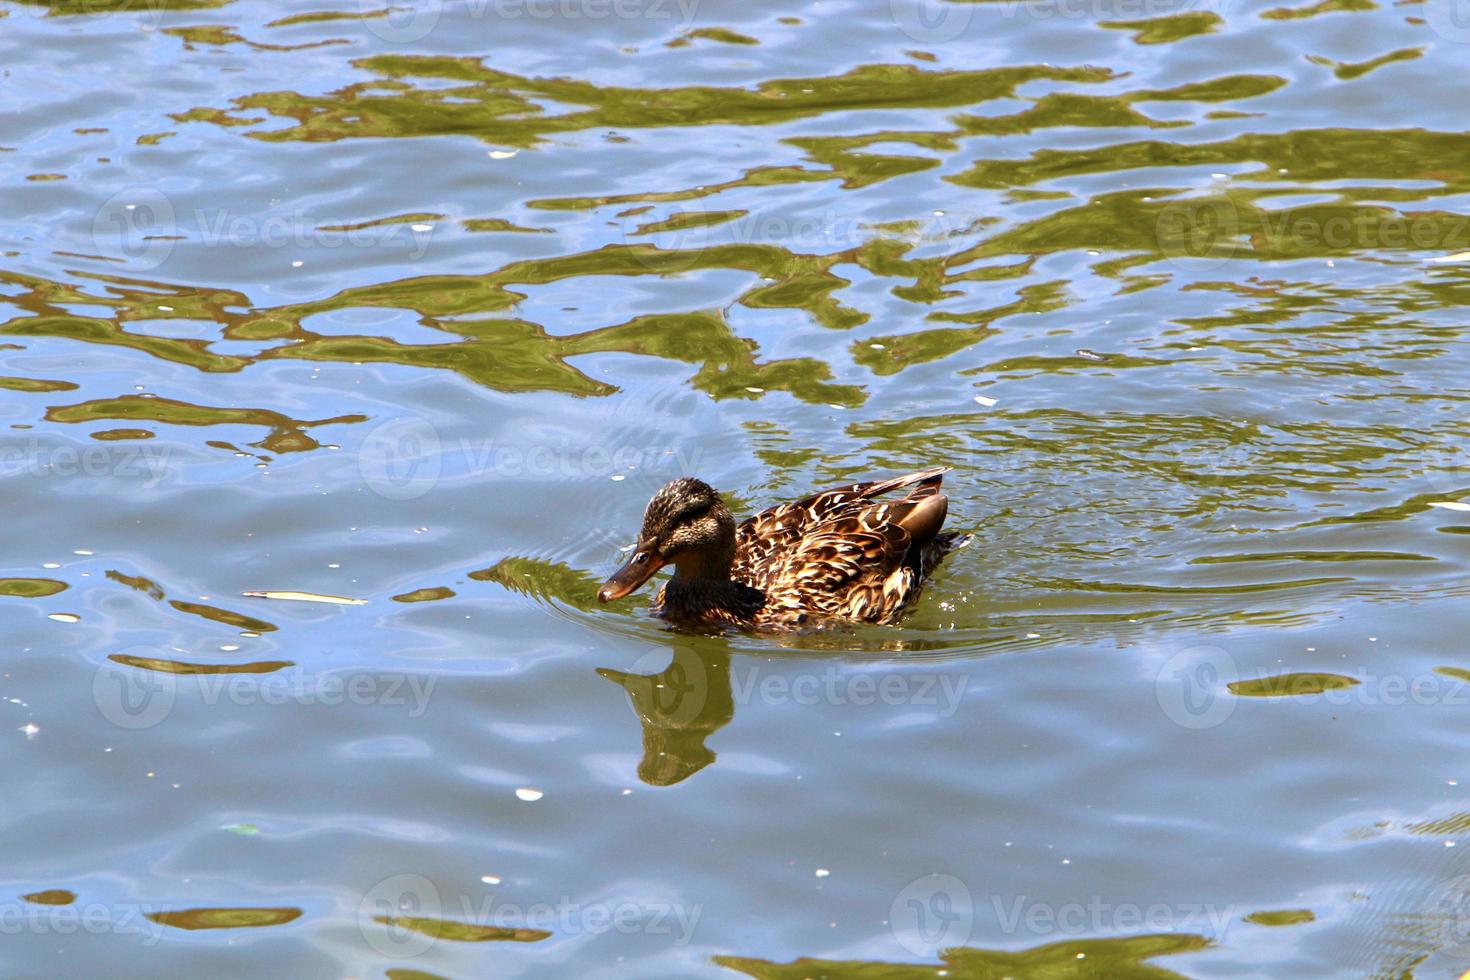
0, 579, 68, 598
106, 570, 166, 600
109, 654, 293, 675
373, 915, 550, 943
170, 600, 277, 632
1243, 908, 1315, 926
1228, 673, 1359, 697
21, 889, 75, 906
392, 587, 456, 603
241, 590, 367, 605
147, 907, 302, 930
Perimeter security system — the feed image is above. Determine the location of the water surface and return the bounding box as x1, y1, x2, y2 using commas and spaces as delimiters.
2, 0, 1470, 975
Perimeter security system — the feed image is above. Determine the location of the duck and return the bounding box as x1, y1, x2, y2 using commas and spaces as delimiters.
596, 466, 968, 631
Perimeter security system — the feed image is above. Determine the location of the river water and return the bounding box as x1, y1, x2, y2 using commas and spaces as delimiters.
2, 0, 1469, 976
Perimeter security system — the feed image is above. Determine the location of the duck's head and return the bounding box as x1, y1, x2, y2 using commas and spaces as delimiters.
597, 477, 736, 602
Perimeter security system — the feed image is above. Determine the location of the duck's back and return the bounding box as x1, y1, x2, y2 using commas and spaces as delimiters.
731, 467, 963, 626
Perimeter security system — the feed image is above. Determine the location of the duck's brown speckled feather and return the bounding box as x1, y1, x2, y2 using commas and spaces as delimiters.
720, 465, 964, 629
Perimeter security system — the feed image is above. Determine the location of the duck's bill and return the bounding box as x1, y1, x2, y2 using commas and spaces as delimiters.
597, 552, 664, 602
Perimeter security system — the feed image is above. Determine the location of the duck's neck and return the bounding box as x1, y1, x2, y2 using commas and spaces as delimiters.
670, 537, 736, 585
663, 540, 764, 623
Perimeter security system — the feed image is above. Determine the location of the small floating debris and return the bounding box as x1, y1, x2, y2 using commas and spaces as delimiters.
814, 868, 830, 878
481, 875, 501, 885
514, 787, 543, 802
47, 613, 80, 624
488, 150, 517, 159
221, 823, 259, 835
973, 395, 998, 408
73, 549, 94, 556
18, 723, 38, 738
241, 590, 367, 605
1428, 501, 1470, 512
1075, 348, 1107, 361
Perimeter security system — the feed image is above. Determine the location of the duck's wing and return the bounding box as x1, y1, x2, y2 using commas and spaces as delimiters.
759, 508, 926, 625
736, 468, 952, 622
733, 466, 948, 589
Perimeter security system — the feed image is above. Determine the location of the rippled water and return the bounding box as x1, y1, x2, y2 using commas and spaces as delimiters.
3, 0, 1470, 975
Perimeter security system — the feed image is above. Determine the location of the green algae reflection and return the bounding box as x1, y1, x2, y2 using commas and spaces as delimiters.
716, 932, 1209, 978
173, 60, 1116, 147
14, 0, 232, 13
44, 395, 365, 453
373, 915, 550, 943
0, 578, 67, 598
147, 907, 302, 930
1227, 673, 1359, 698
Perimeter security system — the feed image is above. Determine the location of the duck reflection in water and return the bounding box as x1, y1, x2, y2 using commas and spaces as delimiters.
598, 645, 733, 787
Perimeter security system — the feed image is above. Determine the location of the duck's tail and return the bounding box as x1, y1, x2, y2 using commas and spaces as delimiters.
935, 531, 972, 553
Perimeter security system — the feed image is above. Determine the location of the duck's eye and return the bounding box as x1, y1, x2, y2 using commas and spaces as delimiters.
633, 551, 650, 563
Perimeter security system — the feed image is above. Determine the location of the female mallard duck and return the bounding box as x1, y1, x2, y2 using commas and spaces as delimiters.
597, 467, 967, 630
